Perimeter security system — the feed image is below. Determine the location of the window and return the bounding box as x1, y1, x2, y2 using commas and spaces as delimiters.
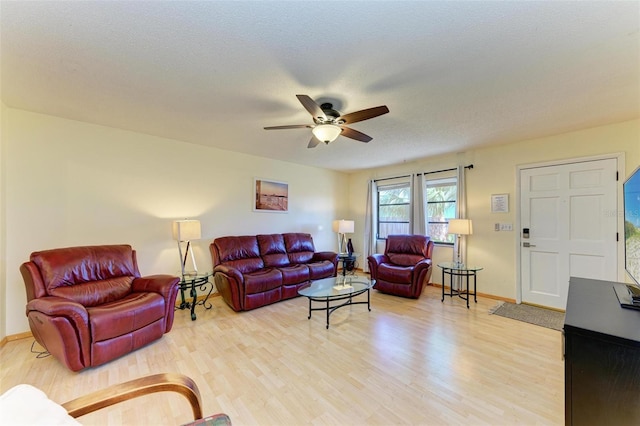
377, 182, 410, 238
425, 177, 457, 244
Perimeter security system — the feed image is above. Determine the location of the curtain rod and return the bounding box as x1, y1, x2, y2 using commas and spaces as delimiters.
373, 164, 474, 183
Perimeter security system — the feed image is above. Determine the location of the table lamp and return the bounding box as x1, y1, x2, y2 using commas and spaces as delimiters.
172, 219, 201, 277
332, 219, 354, 254
448, 218, 473, 265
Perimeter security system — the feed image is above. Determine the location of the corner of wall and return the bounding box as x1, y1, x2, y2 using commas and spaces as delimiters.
0, 102, 8, 341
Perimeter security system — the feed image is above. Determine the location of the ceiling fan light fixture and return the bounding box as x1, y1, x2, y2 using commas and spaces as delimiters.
312, 124, 342, 144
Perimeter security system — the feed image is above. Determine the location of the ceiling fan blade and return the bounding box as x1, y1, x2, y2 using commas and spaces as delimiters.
338, 105, 389, 124
307, 136, 321, 148
264, 124, 312, 130
340, 126, 372, 143
296, 95, 327, 121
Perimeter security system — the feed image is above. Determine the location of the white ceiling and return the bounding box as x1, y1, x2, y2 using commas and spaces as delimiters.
2, 1, 639, 172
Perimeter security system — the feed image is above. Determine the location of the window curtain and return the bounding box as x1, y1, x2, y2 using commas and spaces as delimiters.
363, 179, 378, 272
455, 165, 468, 264
411, 173, 426, 235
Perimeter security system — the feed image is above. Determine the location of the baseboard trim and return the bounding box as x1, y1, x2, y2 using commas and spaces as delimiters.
1, 331, 33, 346
426, 283, 516, 304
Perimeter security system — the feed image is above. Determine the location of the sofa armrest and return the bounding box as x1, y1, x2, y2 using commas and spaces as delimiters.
132, 275, 180, 331
312, 251, 338, 263
413, 258, 432, 274
26, 297, 92, 366
213, 265, 244, 283
413, 258, 433, 286
367, 254, 389, 279
26, 296, 89, 324
132, 274, 180, 298
312, 251, 338, 277
213, 265, 245, 311
367, 253, 389, 267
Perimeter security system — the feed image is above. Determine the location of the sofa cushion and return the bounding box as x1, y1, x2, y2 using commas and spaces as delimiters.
307, 261, 335, 280
387, 253, 425, 267
50, 276, 134, 307
378, 263, 413, 284
257, 234, 290, 267
0, 384, 82, 426
283, 233, 315, 264
88, 292, 165, 341
214, 236, 264, 273
30, 245, 138, 292
385, 235, 431, 267
243, 268, 283, 295
278, 264, 310, 285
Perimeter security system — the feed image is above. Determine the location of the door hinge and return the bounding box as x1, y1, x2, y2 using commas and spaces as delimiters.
616, 171, 619, 181
617, 232, 619, 242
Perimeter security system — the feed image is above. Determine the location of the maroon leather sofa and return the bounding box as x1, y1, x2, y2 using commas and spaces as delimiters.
210, 233, 338, 311
367, 234, 434, 298
20, 245, 180, 372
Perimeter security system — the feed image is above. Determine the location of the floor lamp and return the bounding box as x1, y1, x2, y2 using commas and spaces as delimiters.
448, 219, 473, 265
332, 219, 354, 254
172, 219, 201, 277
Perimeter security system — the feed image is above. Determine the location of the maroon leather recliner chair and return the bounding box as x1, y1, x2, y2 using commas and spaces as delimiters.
20, 245, 180, 371
367, 234, 434, 298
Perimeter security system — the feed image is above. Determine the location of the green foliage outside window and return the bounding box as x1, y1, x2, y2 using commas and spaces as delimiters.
425, 181, 457, 244
375, 178, 459, 242
378, 185, 410, 238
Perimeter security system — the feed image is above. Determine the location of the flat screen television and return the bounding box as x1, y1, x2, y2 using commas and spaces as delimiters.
623, 165, 640, 285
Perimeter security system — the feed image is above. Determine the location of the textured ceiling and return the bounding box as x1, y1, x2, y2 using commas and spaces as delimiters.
1, 1, 639, 172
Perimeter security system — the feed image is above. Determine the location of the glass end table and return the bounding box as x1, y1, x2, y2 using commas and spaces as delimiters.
438, 262, 483, 308
177, 272, 214, 320
337, 252, 358, 276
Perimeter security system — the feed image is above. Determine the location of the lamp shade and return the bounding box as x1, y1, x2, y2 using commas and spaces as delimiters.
312, 124, 342, 143
332, 219, 355, 234
448, 219, 473, 235
172, 220, 201, 241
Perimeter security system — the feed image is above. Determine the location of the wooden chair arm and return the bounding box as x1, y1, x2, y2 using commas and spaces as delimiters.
61, 373, 203, 420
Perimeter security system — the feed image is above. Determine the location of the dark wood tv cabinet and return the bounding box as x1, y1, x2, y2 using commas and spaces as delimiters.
563, 277, 640, 425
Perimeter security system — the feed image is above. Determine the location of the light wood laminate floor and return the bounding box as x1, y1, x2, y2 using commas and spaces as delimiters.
0, 285, 564, 425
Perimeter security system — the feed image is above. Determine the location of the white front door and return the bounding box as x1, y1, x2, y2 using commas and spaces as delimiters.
520, 158, 618, 309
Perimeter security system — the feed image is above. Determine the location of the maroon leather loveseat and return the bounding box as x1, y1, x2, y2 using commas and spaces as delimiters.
210, 233, 338, 311
20, 245, 180, 371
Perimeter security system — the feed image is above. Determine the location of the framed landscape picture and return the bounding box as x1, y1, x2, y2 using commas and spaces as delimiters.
624, 166, 640, 285
254, 178, 288, 212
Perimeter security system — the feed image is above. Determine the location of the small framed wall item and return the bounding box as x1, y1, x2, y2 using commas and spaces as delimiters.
491, 193, 509, 213
254, 178, 288, 212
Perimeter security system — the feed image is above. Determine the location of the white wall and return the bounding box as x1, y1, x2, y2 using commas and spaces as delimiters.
0, 102, 7, 341
3, 108, 348, 335
4, 108, 638, 335
348, 119, 640, 301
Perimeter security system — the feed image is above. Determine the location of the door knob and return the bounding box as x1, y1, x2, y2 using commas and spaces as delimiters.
523, 242, 536, 247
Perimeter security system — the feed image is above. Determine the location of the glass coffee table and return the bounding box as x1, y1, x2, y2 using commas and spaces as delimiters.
298, 276, 374, 329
